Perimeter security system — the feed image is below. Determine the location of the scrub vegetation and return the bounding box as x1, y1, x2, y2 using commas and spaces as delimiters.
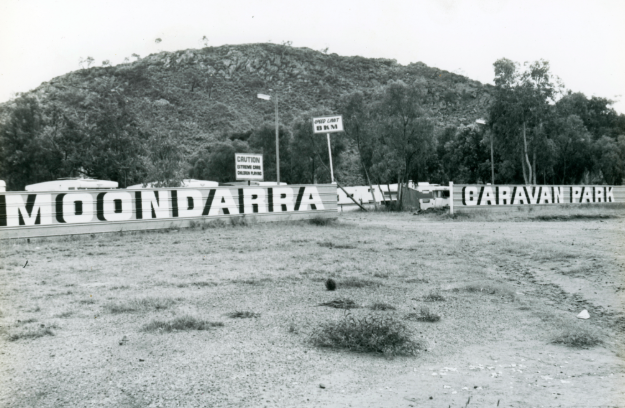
142, 316, 224, 333
310, 312, 424, 356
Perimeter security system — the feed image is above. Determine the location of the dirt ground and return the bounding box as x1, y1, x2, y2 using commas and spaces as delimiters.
0, 210, 623, 408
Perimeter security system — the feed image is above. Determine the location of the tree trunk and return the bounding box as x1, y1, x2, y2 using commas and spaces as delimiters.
521, 150, 529, 185
532, 148, 537, 185
522, 121, 533, 185
360, 157, 378, 209
397, 169, 403, 205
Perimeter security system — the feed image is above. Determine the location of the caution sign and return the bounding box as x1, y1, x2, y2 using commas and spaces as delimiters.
313, 115, 344, 134
235, 153, 263, 180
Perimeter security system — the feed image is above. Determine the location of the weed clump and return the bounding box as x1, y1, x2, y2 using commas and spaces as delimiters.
405, 307, 441, 322
318, 298, 359, 309
317, 241, 356, 249
325, 278, 337, 291
311, 312, 424, 356
370, 302, 396, 311
104, 297, 175, 314
462, 283, 516, 301
228, 311, 261, 319
340, 277, 378, 288
309, 217, 336, 226
535, 214, 615, 221
551, 327, 602, 348
423, 290, 446, 302
8, 324, 56, 341
142, 315, 224, 332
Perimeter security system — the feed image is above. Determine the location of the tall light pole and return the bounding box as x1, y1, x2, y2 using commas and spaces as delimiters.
257, 90, 280, 185
476, 119, 494, 185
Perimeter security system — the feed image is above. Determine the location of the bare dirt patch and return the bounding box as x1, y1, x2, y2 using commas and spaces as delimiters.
1, 210, 624, 407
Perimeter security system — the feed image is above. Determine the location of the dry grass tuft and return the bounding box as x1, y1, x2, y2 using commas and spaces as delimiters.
311, 312, 424, 356
317, 241, 356, 249
104, 297, 175, 314
535, 214, 616, 221
230, 278, 272, 285
8, 323, 57, 341
318, 298, 359, 309
405, 277, 429, 284
423, 290, 446, 302
405, 307, 441, 322
228, 311, 261, 319
462, 283, 516, 301
370, 302, 396, 311
142, 315, 224, 333
340, 277, 378, 289
551, 325, 602, 348
309, 217, 337, 226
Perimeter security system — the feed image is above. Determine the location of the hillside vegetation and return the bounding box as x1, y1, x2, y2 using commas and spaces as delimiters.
30, 43, 492, 141
1, 43, 624, 191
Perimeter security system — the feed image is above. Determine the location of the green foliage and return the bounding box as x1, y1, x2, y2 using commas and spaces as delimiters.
371, 81, 436, 190
190, 139, 249, 183
2, 45, 624, 190
489, 59, 562, 184
290, 112, 345, 184
0, 97, 56, 190
142, 130, 186, 187
248, 123, 291, 183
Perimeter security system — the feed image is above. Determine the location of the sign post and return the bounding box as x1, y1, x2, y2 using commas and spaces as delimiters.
313, 115, 344, 183
235, 153, 264, 181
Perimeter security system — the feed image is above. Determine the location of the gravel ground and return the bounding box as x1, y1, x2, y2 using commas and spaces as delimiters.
0, 212, 623, 407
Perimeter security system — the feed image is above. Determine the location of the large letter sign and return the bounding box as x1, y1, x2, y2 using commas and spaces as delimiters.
452, 184, 621, 212
0, 185, 337, 238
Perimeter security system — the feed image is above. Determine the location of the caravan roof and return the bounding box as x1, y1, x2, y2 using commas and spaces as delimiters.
25, 178, 118, 192
126, 179, 219, 189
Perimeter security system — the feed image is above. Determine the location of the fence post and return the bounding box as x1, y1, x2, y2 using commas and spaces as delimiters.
449, 181, 454, 215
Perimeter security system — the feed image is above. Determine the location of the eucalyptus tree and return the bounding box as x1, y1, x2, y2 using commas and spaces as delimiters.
338, 91, 379, 207
488, 59, 562, 184
371, 80, 435, 201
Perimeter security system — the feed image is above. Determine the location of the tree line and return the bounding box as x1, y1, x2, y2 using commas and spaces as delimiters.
1, 58, 624, 192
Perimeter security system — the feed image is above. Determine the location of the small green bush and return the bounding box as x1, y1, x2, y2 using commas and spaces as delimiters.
311, 312, 424, 356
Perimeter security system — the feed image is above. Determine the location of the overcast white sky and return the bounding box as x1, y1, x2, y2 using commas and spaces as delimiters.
1, 0, 624, 113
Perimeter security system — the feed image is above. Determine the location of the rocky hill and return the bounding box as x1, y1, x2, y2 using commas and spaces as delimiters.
11, 43, 493, 146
